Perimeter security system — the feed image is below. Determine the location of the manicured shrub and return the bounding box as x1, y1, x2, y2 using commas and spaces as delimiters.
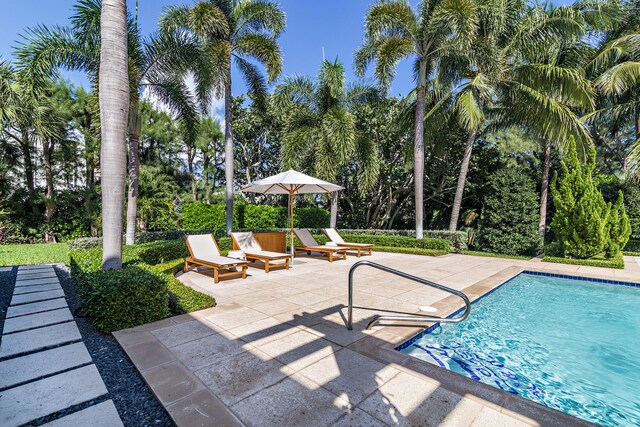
295, 208, 330, 228
67, 237, 102, 250
340, 234, 451, 252
550, 140, 611, 259
70, 259, 170, 332
153, 259, 216, 314
625, 239, 640, 253
606, 191, 632, 258
338, 229, 467, 252
477, 167, 541, 256
180, 203, 231, 230
243, 204, 286, 228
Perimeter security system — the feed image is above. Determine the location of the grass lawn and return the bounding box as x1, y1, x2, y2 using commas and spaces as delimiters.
462, 250, 532, 260
0, 243, 69, 266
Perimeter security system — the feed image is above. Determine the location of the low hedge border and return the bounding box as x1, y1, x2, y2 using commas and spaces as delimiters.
462, 250, 532, 260
339, 229, 467, 252
373, 246, 448, 257
542, 254, 625, 269
623, 251, 640, 256
69, 240, 215, 333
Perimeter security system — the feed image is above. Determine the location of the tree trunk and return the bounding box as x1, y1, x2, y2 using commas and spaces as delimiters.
43, 137, 56, 243
125, 102, 140, 246
330, 191, 338, 228
187, 149, 197, 201
414, 60, 427, 239
224, 79, 234, 234
449, 128, 477, 231
203, 152, 211, 204
538, 139, 551, 238
20, 132, 35, 194
99, 0, 129, 270
245, 164, 255, 204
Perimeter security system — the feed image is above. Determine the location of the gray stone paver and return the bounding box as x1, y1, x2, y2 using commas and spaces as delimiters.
10, 288, 65, 305
3, 307, 74, 334
0, 264, 123, 427
0, 267, 13, 272
6, 297, 67, 318
13, 283, 62, 294
114, 252, 620, 427
41, 400, 124, 427
0, 321, 81, 358
0, 342, 92, 389
13, 277, 59, 287
0, 365, 108, 427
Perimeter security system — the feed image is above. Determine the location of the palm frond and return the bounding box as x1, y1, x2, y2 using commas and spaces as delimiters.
364, 0, 419, 39
594, 61, 640, 96
234, 33, 282, 82
374, 36, 415, 90
234, 56, 267, 110
233, 0, 286, 39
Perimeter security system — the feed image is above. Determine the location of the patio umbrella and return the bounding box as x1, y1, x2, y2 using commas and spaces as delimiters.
240, 169, 343, 258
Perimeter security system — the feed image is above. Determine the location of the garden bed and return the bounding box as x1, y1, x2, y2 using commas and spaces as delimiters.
542, 254, 625, 269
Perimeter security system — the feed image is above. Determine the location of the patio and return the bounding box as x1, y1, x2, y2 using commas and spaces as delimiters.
114, 252, 640, 426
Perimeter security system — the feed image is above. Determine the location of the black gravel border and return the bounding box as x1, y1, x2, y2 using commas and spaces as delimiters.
52, 264, 176, 427
0, 265, 17, 336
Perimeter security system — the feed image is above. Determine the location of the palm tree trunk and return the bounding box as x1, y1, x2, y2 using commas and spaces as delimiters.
125, 102, 140, 246
330, 191, 338, 228
449, 128, 477, 231
20, 132, 35, 194
203, 152, 211, 205
99, 0, 129, 270
414, 60, 427, 239
538, 139, 551, 238
224, 78, 234, 234
43, 137, 56, 243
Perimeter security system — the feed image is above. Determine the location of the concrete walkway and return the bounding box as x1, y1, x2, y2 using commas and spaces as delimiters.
114, 252, 640, 427
0, 264, 123, 427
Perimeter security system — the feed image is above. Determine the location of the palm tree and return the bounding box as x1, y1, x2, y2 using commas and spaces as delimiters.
17, 0, 199, 245
98, 0, 129, 269
161, 0, 285, 234
275, 59, 381, 226
354, 0, 478, 238
430, 2, 594, 231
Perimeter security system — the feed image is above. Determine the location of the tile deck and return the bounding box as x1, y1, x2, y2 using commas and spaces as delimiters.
116, 252, 640, 426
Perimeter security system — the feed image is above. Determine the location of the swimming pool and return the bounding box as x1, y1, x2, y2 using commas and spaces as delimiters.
397, 271, 640, 426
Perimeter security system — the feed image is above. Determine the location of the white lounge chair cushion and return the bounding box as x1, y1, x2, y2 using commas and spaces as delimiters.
231, 232, 263, 252
245, 250, 291, 259
187, 234, 221, 258
294, 228, 319, 247
323, 228, 345, 244
193, 255, 245, 266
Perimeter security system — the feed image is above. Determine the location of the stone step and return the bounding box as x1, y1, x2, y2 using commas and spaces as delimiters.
0, 364, 108, 427
42, 400, 123, 427
0, 267, 13, 272
0, 342, 92, 390
6, 298, 68, 318
14, 277, 60, 287
13, 283, 62, 295
10, 289, 65, 305
16, 271, 58, 280
0, 321, 81, 359
3, 307, 74, 334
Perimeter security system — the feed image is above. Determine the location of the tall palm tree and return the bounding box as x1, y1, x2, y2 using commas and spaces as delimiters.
275, 59, 380, 226
432, 2, 594, 231
161, 0, 285, 233
98, 0, 129, 269
354, 0, 478, 238
17, 0, 199, 245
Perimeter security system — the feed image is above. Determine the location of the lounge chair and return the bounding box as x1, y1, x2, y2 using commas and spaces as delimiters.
184, 234, 248, 283
230, 232, 291, 273
322, 228, 373, 257
293, 228, 347, 262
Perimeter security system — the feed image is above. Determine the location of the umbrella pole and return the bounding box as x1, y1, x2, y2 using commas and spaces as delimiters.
289, 190, 294, 265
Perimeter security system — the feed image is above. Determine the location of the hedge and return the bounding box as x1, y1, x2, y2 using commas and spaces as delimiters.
180, 203, 330, 230
69, 240, 215, 332
374, 246, 448, 257
339, 229, 467, 252
542, 254, 625, 269
340, 234, 451, 252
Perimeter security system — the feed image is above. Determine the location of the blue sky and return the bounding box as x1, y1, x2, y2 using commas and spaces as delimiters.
0, 0, 572, 102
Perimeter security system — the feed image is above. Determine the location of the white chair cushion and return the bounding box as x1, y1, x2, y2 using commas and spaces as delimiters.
231, 232, 263, 252
187, 234, 221, 259
294, 229, 319, 247
323, 228, 345, 244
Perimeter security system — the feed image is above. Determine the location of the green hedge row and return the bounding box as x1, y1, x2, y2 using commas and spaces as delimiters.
341, 234, 451, 252
339, 229, 467, 252
181, 203, 330, 230
542, 254, 625, 269
69, 240, 215, 333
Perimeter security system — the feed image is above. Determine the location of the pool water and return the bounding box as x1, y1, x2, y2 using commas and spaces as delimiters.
398, 272, 640, 426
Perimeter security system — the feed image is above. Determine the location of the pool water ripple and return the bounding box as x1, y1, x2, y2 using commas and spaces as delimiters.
399, 272, 640, 427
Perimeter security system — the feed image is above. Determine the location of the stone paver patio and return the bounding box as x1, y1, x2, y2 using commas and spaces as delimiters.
0, 264, 123, 427
115, 252, 640, 426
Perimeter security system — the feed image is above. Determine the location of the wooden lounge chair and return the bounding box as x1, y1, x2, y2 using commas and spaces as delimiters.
184, 234, 248, 283
293, 228, 347, 262
322, 228, 373, 257
230, 231, 291, 273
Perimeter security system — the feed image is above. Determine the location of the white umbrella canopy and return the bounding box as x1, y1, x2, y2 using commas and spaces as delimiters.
241, 170, 343, 258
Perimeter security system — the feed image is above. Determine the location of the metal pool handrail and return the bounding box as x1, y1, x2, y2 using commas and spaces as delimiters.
347, 260, 471, 330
